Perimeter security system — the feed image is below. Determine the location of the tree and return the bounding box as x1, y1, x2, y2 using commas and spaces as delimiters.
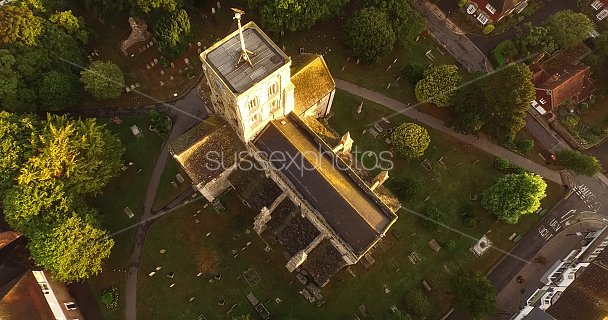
38, 70, 81, 110
388, 175, 420, 199
544, 10, 594, 49
514, 23, 556, 57
453, 271, 497, 319
481, 173, 547, 224
342, 7, 396, 64
556, 150, 602, 176
452, 63, 535, 143
403, 289, 430, 318
250, 0, 347, 33
49, 10, 89, 44
423, 204, 444, 231
136, 0, 181, 13
365, 0, 425, 46
28, 215, 114, 282
415, 65, 461, 107
0, 111, 39, 196
391, 122, 430, 158
150, 110, 172, 137
80, 61, 125, 100
0, 5, 42, 46
152, 9, 191, 58
403, 62, 426, 84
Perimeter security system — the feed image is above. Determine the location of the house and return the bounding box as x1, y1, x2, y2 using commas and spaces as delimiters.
513, 227, 608, 319
0, 229, 84, 320
591, 0, 608, 20
530, 62, 594, 115
170, 18, 400, 287
465, 0, 528, 25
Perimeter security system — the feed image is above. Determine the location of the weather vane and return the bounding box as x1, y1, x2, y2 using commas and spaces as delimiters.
232, 8, 255, 67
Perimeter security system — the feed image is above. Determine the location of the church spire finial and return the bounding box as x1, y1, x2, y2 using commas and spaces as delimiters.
231, 8, 255, 67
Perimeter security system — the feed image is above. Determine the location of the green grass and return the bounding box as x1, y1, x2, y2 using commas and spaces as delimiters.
153, 155, 192, 211
137, 92, 565, 319
86, 116, 164, 320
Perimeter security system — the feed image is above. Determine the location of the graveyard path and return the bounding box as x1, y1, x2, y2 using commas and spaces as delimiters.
124, 90, 205, 320
334, 79, 563, 184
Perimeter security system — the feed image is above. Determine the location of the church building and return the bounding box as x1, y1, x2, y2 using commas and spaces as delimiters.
170, 17, 399, 287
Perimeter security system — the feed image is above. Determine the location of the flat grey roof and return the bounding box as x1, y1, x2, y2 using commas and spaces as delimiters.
206, 27, 286, 93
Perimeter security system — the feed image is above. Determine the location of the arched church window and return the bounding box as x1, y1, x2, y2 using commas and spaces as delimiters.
247, 96, 259, 110
270, 99, 281, 112
268, 82, 279, 97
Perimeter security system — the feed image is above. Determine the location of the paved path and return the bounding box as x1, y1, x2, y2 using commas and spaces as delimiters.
415, 2, 491, 73
124, 90, 205, 320
335, 79, 562, 184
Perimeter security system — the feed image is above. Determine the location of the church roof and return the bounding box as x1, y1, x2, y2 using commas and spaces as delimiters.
254, 115, 397, 255
169, 116, 245, 186
290, 54, 335, 115
204, 22, 288, 94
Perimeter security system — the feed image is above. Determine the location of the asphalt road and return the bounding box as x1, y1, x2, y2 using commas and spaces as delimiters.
434, 0, 582, 55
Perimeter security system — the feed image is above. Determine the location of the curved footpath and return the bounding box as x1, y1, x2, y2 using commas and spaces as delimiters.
124, 91, 204, 320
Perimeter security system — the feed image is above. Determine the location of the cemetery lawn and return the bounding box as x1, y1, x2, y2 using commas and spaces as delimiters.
137, 92, 565, 319
87, 116, 164, 320
153, 155, 192, 211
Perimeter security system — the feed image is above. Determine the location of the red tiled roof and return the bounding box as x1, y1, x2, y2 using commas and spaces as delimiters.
531, 64, 593, 111
0, 271, 55, 320
471, 0, 525, 20
0, 231, 21, 251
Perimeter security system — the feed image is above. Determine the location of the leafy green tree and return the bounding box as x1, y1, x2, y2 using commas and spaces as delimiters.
452, 63, 535, 143
556, 150, 602, 176
391, 122, 430, 158
481, 173, 547, 224
453, 271, 497, 319
343, 7, 396, 64
0, 5, 42, 46
38, 70, 81, 110
403, 62, 426, 84
403, 289, 430, 318
415, 65, 461, 107
0, 111, 39, 196
514, 23, 557, 57
28, 215, 114, 282
49, 10, 89, 45
250, 0, 347, 33
81, 61, 125, 100
150, 110, 172, 137
388, 175, 420, 199
136, 0, 181, 13
152, 9, 191, 58
544, 10, 594, 49
365, 0, 425, 46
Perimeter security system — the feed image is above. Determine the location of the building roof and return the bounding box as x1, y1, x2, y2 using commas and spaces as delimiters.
302, 239, 348, 287
254, 116, 396, 255
204, 22, 287, 94
547, 250, 608, 320
227, 156, 283, 212
532, 63, 592, 110
290, 54, 335, 115
0, 270, 55, 320
0, 231, 21, 252
169, 116, 245, 186
488, 0, 523, 13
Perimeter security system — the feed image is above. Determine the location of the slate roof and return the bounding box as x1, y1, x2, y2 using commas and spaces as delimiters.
263, 197, 321, 255
254, 115, 396, 256
302, 239, 348, 287
227, 156, 283, 212
169, 116, 246, 186
205, 23, 287, 93
290, 54, 335, 115
547, 249, 608, 320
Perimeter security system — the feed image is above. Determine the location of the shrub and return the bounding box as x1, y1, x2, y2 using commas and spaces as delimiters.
514, 138, 534, 154
424, 204, 444, 231
494, 157, 512, 171
404, 290, 430, 318
460, 203, 477, 228
482, 24, 495, 34
579, 102, 590, 112
491, 40, 517, 67
150, 110, 171, 137
561, 115, 579, 132
391, 123, 431, 158
389, 176, 420, 199
457, 0, 468, 7
403, 63, 426, 84
556, 150, 602, 176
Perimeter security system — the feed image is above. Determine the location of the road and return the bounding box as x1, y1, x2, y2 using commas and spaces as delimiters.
432, 0, 581, 55
494, 220, 607, 318
124, 90, 205, 320
414, 2, 490, 72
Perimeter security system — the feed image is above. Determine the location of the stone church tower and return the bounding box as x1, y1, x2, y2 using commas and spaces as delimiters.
200, 22, 295, 143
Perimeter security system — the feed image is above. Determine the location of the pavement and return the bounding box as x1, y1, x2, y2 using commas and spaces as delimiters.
414, 2, 491, 73
124, 90, 206, 320
494, 220, 606, 319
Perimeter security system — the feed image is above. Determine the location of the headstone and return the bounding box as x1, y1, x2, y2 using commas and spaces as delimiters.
169, 283, 175, 288
148, 272, 156, 276
171, 181, 178, 189
189, 297, 195, 302
155, 266, 162, 271
176, 173, 185, 183
160, 249, 166, 254
153, 58, 158, 64
160, 81, 165, 87
216, 1, 220, 8
197, 48, 202, 54
160, 70, 165, 75
170, 62, 175, 68
197, 41, 202, 47
211, 7, 215, 14
126, 87, 131, 93
169, 76, 174, 81
135, 83, 141, 88
130, 84, 136, 90
146, 64, 151, 69
184, 57, 190, 64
